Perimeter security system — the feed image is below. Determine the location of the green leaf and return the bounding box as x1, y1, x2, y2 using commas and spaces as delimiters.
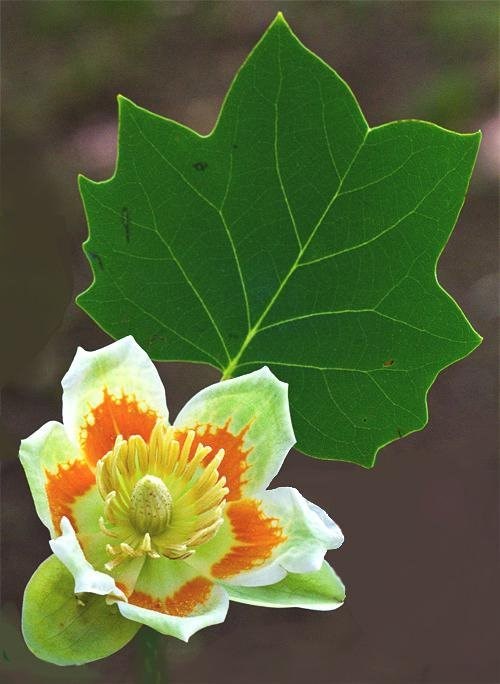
77, 13, 481, 466
22, 556, 140, 665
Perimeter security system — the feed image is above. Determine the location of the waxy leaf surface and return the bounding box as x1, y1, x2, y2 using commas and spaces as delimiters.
78, 14, 480, 466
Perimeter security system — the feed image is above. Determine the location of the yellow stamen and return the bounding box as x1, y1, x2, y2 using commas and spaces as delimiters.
96, 420, 227, 568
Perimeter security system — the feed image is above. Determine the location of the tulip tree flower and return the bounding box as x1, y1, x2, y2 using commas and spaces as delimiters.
20, 337, 345, 665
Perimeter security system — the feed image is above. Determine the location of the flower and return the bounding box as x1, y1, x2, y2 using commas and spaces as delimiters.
20, 337, 345, 665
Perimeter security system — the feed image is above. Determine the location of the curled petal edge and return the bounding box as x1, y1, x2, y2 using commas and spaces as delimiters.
49, 516, 126, 602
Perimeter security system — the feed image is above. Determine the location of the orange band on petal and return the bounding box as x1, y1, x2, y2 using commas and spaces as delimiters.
81, 389, 158, 466
115, 580, 136, 599
115, 581, 128, 595
128, 577, 213, 617
212, 499, 286, 579
177, 419, 253, 501
45, 460, 95, 534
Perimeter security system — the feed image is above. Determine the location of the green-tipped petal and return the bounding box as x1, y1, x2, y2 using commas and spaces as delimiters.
174, 367, 295, 501
19, 421, 94, 537
22, 555, 140, 666
50, 516, 126, 601
117, 557, 229, 642
187, 487, 343, 587
62, 336, 168, 467
225, 561, 345, 610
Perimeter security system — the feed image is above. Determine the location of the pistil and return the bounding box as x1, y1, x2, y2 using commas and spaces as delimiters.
129, 475, 172, 535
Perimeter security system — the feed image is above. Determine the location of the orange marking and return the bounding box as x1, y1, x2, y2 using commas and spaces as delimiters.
212, 499, 286, 579
128, 577, 212, 617
44, 460, 95, 533
116, 581, 127, 595
81, 389, 158, 466
177, 419, 253, 501
115, 580, 136, 599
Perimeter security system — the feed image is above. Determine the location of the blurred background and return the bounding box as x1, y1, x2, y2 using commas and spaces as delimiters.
1, 1, 498, 682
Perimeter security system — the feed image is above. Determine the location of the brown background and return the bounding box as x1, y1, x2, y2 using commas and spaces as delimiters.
1, 2, 498, 683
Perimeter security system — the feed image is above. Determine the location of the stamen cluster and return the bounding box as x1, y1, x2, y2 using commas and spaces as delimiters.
96, 421, 228, 570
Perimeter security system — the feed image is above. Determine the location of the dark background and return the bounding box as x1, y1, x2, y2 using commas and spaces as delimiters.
1, 2, 498, 682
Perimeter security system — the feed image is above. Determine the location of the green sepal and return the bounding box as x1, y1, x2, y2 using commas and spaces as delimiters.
22, 555, 140, 666
224, 560, 345, 610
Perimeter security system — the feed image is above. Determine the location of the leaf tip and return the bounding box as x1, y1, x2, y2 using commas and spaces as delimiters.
458, 128, 482, 149
356, 450, 378, 469
117, 93, 137, 116
272, 11, 290, 29
472, 128, 483, 148
471, 329, 483, 349
77, 173, 91, 191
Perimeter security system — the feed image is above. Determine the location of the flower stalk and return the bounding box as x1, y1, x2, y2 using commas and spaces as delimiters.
137, 626, 167, 684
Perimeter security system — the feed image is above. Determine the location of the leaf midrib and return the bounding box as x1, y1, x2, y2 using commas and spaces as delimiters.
119, 62, 367, 376
125, 103, 367, 375
220, 128, 368, 378
115, 65, 468, 380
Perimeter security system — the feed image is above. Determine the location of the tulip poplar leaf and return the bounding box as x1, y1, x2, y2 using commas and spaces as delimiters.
77, 13, 481, 466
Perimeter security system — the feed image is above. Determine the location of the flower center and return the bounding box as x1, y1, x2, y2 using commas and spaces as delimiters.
129, 475, 172, 535
95, 421, 228, 570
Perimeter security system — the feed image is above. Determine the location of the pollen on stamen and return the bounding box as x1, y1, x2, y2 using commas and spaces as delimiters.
96, 420, 228, 569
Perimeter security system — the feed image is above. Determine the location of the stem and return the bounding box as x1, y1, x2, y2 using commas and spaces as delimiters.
221, 327, 256, 380
136, 627, 167, 684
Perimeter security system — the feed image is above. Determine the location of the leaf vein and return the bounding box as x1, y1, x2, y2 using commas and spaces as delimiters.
131, 157, 231, 362
299, 148, 470, 268
258, 308, 466, 344
108, 269, 223, 366
275, 30, 302, 249
129, 112, 250, 344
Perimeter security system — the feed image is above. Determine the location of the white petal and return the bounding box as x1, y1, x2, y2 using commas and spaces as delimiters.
116, 557, 229, 641
174, 366, 295, 501
186, 487, 343, 587
62, 336, 168, 466
49, 517, 126, 601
